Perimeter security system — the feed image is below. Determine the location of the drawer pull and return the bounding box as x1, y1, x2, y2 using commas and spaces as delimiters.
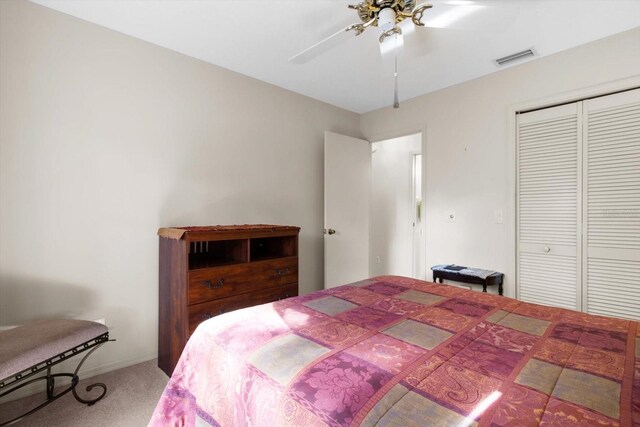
276, 292, 290, 302
203, 278, 225, 289
202, 309, 225, 321
275, 268, 291, 276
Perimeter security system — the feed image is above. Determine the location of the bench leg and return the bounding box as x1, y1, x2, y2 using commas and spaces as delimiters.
70, 343, 108, 406
0, 338, 110, 426
46, 367, 55, 400
0, 371, 83, 426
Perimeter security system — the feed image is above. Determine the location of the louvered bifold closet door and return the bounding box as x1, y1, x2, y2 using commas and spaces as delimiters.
517, 103, 581, 310
583, 88, 640, 320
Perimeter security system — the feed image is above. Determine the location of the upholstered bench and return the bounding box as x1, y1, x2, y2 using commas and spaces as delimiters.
0, 319, 112, 426
431, 264, 504, 295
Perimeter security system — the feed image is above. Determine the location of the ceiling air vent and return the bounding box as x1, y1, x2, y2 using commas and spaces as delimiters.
494, 48, 536, 67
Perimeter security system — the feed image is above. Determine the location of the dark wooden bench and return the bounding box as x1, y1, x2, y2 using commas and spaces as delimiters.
0, 319, 112, 426
431, 264, 504, 296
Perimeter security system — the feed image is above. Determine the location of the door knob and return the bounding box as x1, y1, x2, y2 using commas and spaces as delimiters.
543, 246, 550, 253
327, 229, 336, 235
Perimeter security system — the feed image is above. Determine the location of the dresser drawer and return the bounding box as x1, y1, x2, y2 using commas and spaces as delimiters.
188, 257, 298, 305
188, 283, 298, 335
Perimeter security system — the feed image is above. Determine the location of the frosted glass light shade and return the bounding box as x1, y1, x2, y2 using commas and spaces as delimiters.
378, 8, 396, 32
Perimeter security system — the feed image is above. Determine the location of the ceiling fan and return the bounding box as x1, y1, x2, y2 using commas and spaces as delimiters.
289, 0, 436, 65
290, 0, 518, 108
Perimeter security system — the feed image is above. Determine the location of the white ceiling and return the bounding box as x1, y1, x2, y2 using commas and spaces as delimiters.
32, 0, 640, 113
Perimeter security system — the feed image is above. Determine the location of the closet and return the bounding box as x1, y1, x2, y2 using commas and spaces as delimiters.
517, 88, 639, 320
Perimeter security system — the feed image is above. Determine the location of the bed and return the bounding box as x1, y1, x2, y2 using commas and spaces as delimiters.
150, 275, 640, 426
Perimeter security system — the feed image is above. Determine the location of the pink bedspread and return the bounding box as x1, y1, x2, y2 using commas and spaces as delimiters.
150, 276, 640, 426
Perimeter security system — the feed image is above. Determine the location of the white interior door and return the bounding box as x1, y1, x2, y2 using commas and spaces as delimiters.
583, 88, 640, 319
517, 103, 582, 310
324, 131, 370, 289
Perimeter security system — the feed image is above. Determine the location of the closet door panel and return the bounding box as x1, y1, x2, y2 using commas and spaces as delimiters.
584, 88, 640, 320
517, 103, 581, 310
519, 253, 577, 307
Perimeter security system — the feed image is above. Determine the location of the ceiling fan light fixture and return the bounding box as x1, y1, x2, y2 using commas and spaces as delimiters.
378, 8, 397, 32
398, 18, 416, 36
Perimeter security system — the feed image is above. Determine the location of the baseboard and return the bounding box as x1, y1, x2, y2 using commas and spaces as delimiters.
0, 352, 159, 403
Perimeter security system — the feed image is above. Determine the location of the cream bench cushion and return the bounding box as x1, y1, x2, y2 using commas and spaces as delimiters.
0, 319, 108, 381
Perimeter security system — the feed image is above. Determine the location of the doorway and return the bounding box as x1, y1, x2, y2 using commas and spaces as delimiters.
370, 132, 424, 279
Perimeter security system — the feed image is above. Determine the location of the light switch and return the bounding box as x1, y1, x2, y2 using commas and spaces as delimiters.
494, 210, 503, 224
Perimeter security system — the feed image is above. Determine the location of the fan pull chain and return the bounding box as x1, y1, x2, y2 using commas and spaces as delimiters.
393, 53, 399, 109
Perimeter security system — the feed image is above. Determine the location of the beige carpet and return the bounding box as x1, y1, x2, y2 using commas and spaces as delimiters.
0, 360, 169, 426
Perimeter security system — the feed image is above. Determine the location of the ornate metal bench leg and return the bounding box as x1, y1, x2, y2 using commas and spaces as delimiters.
0, 329, 112, 426
70, 343, 108, 405
46, 367, 53, 399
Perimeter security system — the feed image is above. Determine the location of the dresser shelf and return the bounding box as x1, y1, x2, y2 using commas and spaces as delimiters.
158, 224, 300, 376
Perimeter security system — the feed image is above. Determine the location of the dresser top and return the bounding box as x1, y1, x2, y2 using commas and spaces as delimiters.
158, 224, 300, 240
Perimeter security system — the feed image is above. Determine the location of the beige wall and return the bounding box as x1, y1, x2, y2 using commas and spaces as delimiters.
361, 27, 640, 296
0, 0, 361, 375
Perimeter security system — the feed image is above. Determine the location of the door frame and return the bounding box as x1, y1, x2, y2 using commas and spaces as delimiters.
507, 75, 640, 303
366, 124, 428, 280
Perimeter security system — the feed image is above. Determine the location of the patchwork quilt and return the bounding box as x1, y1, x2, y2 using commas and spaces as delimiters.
150, 276, 640, 426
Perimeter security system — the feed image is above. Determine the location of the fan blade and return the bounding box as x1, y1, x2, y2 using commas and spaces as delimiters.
419, 2, 519, 32
289, 25, 357, 64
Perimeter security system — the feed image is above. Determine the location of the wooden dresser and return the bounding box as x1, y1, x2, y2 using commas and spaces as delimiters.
157, 224, 300, 376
